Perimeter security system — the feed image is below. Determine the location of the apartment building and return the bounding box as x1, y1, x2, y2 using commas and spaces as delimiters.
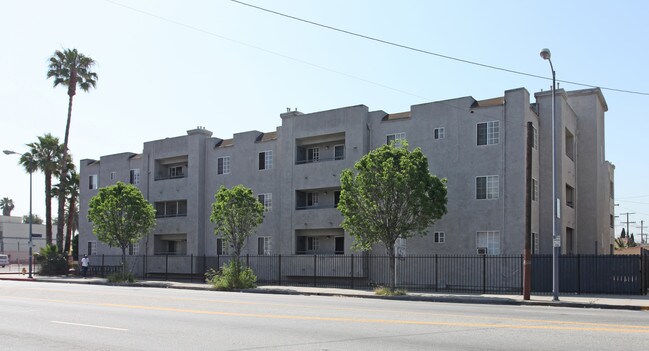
78, 87, 615, 259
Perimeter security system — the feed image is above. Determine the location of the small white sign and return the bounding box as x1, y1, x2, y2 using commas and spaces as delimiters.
553, 237, 561, 247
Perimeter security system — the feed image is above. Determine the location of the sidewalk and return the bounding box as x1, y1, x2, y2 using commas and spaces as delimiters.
1, 273, 648, 311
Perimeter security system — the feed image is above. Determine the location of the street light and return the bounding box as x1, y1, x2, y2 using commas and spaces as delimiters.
3, 149, 34, 279
539, 48, 560, 301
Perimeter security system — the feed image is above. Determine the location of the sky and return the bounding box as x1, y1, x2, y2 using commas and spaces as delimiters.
1, 0, 648, 240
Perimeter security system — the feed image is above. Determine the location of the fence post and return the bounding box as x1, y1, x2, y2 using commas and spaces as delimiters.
165, 254, 169, 281
203, 254, 206, 277
521, 254, 524, 295
577, 254, 581, 294
142, 254, 146, 279
190, 254, 194, 283
217, 254, 220, 270
351, 254, 355, 289
313, 254, 317, 287
482, 254, 487, 294
101, 254, 105, 278
435, 254, 439, 292
278, 254, 282, 286
246, 254, 249, 267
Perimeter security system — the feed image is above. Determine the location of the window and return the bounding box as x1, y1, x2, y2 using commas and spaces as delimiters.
434, 232, 445, 243
259, 151, 273, 170
434, 128, 445, 140
89, 175, 98, 190
155, 200, 188, 218
477, 121, 500, 145
307, 237, 319, 251
532, 178, 539, 202
566, 185, 575, 208
610, 181, 614, 199
216, 238, 230, 255
110, 171, 116, 180
566, 227, 574, 254
217, 156, 230, 175
476, 175, 499, 200
130, 169, 140, 185
533, 126, 538, 149
87, 241, 97, 255
307, 147, 320, 162
257, 237, 271, 255
610, 214, 614, 228
258, 193, 272, 212
477, 231, 500, 255
169, 166, 183, 178
128, 242, 140, 255
335, 236, 344, 255
334, 191, 341, 207
307, 192, 319, 207
334, 145, 345, 160
565, 128, 575, 160
386, 132, 406, 145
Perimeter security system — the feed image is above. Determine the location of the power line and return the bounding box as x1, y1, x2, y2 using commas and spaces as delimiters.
231, 0, 649, 97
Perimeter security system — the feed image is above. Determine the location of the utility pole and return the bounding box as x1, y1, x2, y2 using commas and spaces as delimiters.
636, 220, 646, 244
620, 212, 635, 241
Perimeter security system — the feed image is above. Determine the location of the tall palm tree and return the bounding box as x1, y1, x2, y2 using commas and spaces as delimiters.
0, 197, 15, 216
20, 134, 63, 246
53, 167, 79, 255
47, 48, 97, 253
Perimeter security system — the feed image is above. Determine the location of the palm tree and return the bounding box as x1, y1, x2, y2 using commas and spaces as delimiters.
47, 48, 97, 253
0, 197, 15, 216
53, 167, 79, 255
20, 134, 63, 246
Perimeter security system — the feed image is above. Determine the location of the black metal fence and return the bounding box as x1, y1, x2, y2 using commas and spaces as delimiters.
86, 253, 648, 295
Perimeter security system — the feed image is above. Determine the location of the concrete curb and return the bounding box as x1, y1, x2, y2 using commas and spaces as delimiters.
2, 276, 647, 311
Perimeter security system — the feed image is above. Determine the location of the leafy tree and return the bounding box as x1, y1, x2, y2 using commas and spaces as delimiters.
47, 48, 98, 257
210, 185, 264, 286
22, 214, 44, 225
620, 228, 626, 239
339, 141, 447, 289
0, 197, 15, 216
20, 134, 63, 245
53, 167, 80, 254
88, 182, 155, 274
629, 233, 637, 247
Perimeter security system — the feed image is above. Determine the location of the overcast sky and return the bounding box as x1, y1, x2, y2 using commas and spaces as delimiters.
1, 0, 648, 239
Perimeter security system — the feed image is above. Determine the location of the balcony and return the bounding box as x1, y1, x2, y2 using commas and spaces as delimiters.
154, 156, 188, 181
295, 132, 345, 165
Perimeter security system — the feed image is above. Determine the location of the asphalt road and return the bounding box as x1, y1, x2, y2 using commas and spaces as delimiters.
1, 281, 648, 350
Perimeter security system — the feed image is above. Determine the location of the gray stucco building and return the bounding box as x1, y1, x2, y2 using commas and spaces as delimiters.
78, 87, 614, 259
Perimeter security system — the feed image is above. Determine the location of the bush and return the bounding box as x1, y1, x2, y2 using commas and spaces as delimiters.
35, 244, 69, 275
205, 261, 257, 290
374, 286, 407, 296
107, 271, 136, 283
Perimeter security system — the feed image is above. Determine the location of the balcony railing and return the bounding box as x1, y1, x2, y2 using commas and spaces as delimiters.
155, 173, 187, 181
295, 204, 338, 210
295, 156, 344, 165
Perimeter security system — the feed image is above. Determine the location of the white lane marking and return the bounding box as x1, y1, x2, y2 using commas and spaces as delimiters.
52, 321, 128, 331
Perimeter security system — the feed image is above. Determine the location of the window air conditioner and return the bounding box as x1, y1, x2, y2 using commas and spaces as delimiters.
477, 247, 488, 255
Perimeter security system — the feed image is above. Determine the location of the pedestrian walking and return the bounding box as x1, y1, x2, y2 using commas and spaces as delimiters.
81, 254, 90, 278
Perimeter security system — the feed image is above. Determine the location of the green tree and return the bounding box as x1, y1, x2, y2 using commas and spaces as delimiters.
20, 134, 63, 245
53, 168, 80, 255
88, 182, 155, 274
47, 48, 98, 256
22, 214, 44, 225
0, 197, 15, 216
210, 185, 264, 281
339, 141, 447, 290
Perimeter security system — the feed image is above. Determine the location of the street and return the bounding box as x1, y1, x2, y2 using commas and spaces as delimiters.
0, 281, 648, 350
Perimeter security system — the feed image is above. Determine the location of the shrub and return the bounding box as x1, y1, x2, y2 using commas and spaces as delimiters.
35, 244, 69, 275
374, 286, 407, 296
107, 271, 136, 283
206, 261, 257, 290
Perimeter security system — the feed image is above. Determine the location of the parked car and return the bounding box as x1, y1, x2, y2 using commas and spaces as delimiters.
0, 254, 9, 267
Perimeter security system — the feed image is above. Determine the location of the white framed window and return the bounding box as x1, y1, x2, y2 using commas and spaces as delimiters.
532, 178, 539, 202
307, 147, 320, 162
476, 175, 499, 200
477, 231, 500, 255
258, 193, 272, 212
334, 144, 345, 160
434, 232, 445, 243
87, 241, 97, 255
386, 132, 406, 145
307, 192, 319, 207
169, 166, 183, 178
130, 169, 140, 185
533, 126, 538, 149
307, 237, 319, 251
257, 236, 271, 255
128, 242, 140, 255
216, 238, 230, 255
259, 150, 273, 170
217, 156, 230, 175
89, 175, 98, 190
433, 128, 445, 140
477, 121, 500, 145
110, 171, 116, 180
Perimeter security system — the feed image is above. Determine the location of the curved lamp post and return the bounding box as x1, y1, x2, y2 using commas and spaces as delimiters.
539, 48, 560, 301
3, 149, 34, 279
